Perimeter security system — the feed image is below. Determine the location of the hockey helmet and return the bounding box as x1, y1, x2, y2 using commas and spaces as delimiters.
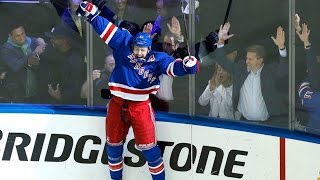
133, 32, 152, 47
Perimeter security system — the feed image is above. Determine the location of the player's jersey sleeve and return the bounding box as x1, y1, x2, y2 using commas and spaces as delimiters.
299, 81, 320, 109
156, 52, 198, 77
89, 15, 133, 51
157, 52, 198, 77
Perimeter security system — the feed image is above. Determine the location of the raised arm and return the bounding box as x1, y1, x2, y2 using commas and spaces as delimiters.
198, 72, 221, 106
167, 16, 184, 43
271, 26, 286, 50
295, 16, 320, 89
76, 1, 132, 50
297, 23, 317, 72
208, 22, 237, 74
269, 26, 289, 78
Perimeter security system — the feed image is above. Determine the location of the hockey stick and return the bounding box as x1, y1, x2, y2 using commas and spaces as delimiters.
180, 0, 234, 56
223, 0, 233, 24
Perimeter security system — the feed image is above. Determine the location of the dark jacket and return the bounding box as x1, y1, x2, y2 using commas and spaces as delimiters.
0, 63, 10, 102
58, 48, 86, 105
305, 47, 320, 90
40, 46, 86, 105
210, 47, 288, 118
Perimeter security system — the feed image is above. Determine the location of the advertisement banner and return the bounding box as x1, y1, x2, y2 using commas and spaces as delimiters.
0, 113, 319, 180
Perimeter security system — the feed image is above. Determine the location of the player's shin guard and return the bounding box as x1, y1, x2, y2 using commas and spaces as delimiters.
142, 145, 165, 180
107, 144, 124, 180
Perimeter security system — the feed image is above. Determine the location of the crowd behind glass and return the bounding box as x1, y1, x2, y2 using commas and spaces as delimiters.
0, 0, 319, 135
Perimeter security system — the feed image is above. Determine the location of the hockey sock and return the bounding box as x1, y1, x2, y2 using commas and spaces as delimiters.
142, 145, 165, 180
106, 144, 124, 180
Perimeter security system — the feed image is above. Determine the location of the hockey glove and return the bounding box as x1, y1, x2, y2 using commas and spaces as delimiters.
76, 1, 101, 22
183, 56, 198, 74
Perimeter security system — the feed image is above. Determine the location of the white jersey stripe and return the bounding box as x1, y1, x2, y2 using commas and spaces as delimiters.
111, 91, 151, 101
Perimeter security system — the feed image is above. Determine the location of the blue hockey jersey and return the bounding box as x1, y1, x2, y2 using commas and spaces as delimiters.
89, 15, 198, 101
299, 80, 320, 132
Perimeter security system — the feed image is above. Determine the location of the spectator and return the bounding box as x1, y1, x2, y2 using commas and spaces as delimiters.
93, 0, 149, 27
0, 65, 10, 102
155, 0, 181, 21
62, 0, 86, 39
147, 18, 187, 111
42, 23, 86, 105
295, 14, 320, 133
149, 31, 179, 111
295, 14, 320, 90
113, 0, 129, 23
209, 23, 288, 127
77, 2, 198, 180
80, 54, 116, 106
60, 0, 87, 58
0, 22, 45, 103
154, 0, 185, 37
198, 52, 241, 120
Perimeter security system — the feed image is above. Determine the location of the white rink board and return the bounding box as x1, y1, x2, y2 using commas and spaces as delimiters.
190, 126, 279, 180
0, 113, 319, 180
286, 139, 320, 180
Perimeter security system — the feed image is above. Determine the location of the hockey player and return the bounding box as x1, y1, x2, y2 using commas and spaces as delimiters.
298, 80, 320, 134
76, 2, 198, 180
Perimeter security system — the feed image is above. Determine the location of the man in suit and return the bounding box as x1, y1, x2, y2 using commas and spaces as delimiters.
209, 22, 288, 127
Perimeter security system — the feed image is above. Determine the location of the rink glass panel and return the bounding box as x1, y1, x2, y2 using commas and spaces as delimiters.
0, 1, 319, 143
194, 0, 291, 130
0, 1, 87, 106
294, 0, 320, 135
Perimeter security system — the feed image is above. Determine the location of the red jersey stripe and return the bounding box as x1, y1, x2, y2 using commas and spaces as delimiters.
102, 23, 116, 42
110, 86, 159, 94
